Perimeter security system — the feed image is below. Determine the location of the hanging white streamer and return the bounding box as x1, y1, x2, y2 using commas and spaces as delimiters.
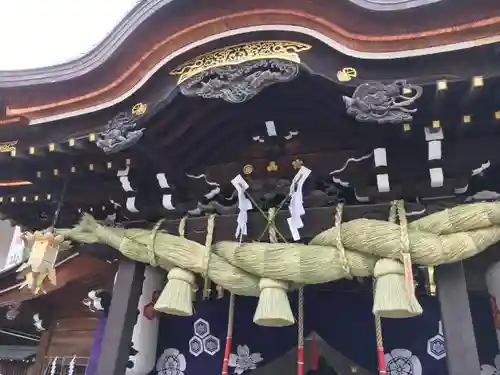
330, 152, 373, 187
68, 355, 76, 375
287, 166, 311, 241
231, 175, 252, 242
50, 357, 58, 375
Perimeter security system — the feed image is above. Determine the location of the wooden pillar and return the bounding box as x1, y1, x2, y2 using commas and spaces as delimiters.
97, 259, 145, 375
31, 324, 54, 375
436, 262, 480, 375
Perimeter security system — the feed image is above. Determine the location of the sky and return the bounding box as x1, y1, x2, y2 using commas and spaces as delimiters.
0, 0, 140, 71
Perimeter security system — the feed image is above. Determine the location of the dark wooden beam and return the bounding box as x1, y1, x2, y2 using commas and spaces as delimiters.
97, 259, 145, 375
436, 262, 481, 375
122, 199, 464, 243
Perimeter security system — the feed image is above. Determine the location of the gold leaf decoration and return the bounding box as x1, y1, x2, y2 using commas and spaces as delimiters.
266, 161, 278, 172
337, 67, 357, 82
132, 103, 147, 116
0, 140, 18, 153
170, 41, 312, 84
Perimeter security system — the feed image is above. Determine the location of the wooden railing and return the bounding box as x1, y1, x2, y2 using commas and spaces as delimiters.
41, 357, 89, 375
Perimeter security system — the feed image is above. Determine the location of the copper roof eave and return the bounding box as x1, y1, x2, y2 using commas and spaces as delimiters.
0, 0, 170, 87
0, 0, 497, 88
2, 0, 500, 122
347, 0, 442, 11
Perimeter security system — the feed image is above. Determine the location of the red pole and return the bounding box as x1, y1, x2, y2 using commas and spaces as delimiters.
222, 293, 235, 375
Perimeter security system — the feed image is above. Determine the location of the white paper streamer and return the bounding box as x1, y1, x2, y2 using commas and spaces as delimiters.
287, 166, 311, 241
231, 175, 252, 242
68, 355, 76, 375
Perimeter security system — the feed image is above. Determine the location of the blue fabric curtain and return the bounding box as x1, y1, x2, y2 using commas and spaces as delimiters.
152, 288, 498, 375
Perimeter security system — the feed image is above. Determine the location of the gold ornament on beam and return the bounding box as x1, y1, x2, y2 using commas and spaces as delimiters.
426, 266, 436, 296
0, 140, 18, 153
266, 161, 278, 172
16, 231, 71, 295
170, 40, 312, 84
243, 164, 254, 175
132, 103, 147, 116
337, 67, 357, 82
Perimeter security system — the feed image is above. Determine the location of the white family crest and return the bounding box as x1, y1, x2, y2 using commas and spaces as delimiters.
189, 318, 221, 357
481, 354, 500, 375
385, 348, 422, 375
156, 348, 187, 375
228, 345, 263, 374
427, 320, 446, 360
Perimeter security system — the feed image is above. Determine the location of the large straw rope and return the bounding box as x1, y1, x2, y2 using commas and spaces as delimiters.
56, 202, 500, 297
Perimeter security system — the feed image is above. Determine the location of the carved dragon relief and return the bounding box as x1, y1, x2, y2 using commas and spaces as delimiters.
96, 103, 147, 154
343, 80, 423, 124
178, 59, 301, 104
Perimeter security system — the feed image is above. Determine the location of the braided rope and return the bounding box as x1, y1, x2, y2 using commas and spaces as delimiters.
148, 218, 166, 267
203, 215, 216, 299
268, 208, 278, 243
397, 200, 415, 298
335, 203, 351, 278
178, 217, 187, 237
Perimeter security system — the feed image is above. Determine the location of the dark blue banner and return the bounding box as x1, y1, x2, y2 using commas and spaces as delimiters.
153, 288, 498, 375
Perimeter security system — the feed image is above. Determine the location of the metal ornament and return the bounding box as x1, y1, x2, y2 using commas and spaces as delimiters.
343, 80, 423, 124
16, 231, 71, 294
178, 59, 300, 104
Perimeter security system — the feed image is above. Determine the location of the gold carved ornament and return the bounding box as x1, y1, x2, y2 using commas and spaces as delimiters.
170, 40, 312, 84
132, 103, 148, 116
267, 161, 278, 172
0, 140, 18, 153
337, 67, 357, 82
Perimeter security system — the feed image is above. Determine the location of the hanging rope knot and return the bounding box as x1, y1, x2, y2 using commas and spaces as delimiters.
148, 218, 166, 267
396, 200, 416, 299
203, 215, 216, 299
253, 207, 295, 326
335, 203, 351, 278
372, 201, 422, 319
63, 202, 500, 324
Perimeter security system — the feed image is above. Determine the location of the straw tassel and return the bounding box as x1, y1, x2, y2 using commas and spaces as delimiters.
222, 293, 235, 375
155, 217, 196, 316
253, 208, 294, 327
373, 201, 422, 318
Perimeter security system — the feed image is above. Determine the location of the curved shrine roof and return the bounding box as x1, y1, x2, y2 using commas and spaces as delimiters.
0, 0, 499, 123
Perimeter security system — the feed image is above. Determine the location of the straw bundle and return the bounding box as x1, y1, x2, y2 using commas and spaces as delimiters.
55, 202, 500, 324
